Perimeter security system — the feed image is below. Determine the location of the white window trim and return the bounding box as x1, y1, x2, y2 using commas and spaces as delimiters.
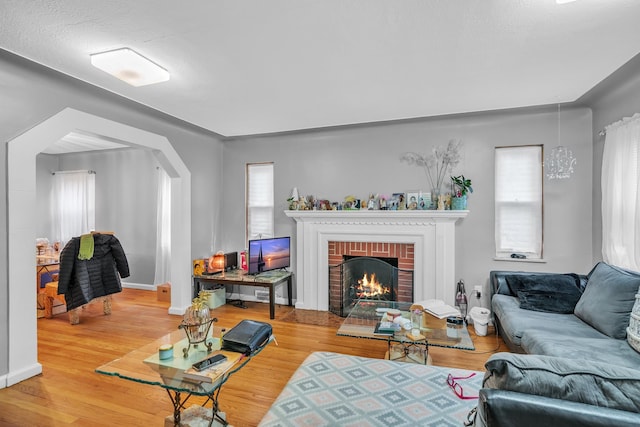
246, 162, 275, 245
494, 145, 544, 261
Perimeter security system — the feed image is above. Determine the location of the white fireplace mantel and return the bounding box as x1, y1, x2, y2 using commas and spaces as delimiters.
284, 210, 468, 311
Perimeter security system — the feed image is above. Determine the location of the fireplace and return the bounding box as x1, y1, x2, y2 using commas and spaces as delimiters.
328, 241, 415, 316
329, 255, 414, 316
284, 210, 468, 311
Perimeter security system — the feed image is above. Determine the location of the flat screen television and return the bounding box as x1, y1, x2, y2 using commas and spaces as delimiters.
248, 236, 290, 275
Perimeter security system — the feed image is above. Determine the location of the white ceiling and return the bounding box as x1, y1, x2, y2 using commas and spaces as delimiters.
2, 0, 640, 138
40, 131, 129, 154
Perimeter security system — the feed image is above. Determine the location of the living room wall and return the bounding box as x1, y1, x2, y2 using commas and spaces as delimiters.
221, 106, 594, 309
0, 49, 223, 380
36, 148, 159, 285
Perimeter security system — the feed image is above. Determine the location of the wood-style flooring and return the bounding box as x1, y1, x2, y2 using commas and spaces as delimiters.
0, 289, 507, 426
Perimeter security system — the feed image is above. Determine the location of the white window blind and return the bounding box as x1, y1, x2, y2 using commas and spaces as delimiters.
246, 163, 274, 242
495, 146, 543, 259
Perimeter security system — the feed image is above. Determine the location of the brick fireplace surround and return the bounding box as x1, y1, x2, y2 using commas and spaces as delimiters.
285, 210, 467, 311
328, 241, 415, 305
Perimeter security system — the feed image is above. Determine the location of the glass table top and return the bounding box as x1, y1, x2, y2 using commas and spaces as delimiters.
337, 299, 475, 351
96, 327, 250, 396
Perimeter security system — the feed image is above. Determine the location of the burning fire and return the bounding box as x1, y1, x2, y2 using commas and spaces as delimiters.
355, 272, 390, 298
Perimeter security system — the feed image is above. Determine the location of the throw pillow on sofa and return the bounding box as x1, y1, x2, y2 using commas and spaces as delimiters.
504, 274, 582, 314
574, 262, 640, 340
483, 352, 640, 413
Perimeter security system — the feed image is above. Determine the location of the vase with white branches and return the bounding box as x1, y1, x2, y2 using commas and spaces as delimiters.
401, 139, 463, 207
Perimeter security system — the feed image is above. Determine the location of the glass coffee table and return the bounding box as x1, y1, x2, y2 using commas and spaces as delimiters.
337, 299, 474, 364
96, 327, 270, 426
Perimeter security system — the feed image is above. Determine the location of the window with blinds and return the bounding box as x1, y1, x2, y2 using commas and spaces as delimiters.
495, 146, 543, 259
246, 163, 274, 243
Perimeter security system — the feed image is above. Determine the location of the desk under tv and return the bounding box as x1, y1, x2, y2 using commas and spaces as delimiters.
193, 269, 292, 319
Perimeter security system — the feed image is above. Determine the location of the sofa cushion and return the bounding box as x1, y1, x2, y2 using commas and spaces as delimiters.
520, 329, 640, 369
504, 273, 582, 314
574, 262, 640, 339
517, 286, 582, 315
492, 295, 590, 350
504, 273, 581, 296
483, 352, 640, 413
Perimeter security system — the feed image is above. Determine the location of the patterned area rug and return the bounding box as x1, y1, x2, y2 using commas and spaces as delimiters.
259, 351, 481, 427
280, 309, 345, 328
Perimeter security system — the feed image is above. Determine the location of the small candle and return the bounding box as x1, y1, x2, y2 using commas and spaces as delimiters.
159, 344, 174, 360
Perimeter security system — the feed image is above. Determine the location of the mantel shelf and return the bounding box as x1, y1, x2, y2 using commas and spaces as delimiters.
284, 210, 469, 222
284, 209, 468, 311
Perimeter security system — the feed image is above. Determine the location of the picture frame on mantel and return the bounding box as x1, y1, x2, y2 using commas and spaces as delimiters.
419, 191, 431, 210
406, 191, 420, 210
389, 193, 405, 210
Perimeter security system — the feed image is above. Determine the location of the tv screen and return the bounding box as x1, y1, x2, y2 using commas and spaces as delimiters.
248, 237, 290, 275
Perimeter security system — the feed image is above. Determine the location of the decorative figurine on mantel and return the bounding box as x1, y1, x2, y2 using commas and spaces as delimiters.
367, 194, 377, 210
379, 196, 387, 210
287, 187, 299, 210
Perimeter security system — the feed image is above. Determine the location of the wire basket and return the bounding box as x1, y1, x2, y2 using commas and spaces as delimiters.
179, 316, 217, 357
627, 327, 640, 353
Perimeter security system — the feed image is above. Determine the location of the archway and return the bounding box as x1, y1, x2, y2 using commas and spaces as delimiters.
7, 108, 192, 386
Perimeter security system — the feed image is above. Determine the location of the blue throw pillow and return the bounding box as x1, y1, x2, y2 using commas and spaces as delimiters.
574, 262, 640, 339
517, 287, 582, 314
504, 273, 581, 296
504, 274, 583, 313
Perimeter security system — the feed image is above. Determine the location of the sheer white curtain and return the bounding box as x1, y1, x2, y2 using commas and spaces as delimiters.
602, 113, 640, 271
154, 168, 172, 285
52, 170, 95, 245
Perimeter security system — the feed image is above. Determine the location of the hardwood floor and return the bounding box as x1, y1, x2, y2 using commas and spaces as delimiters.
0, 289, 507, 426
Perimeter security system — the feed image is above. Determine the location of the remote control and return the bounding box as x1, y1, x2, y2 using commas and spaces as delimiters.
192, 354, 227, 371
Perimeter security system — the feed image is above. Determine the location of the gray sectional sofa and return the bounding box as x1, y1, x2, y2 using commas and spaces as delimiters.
471, 262, 640, 427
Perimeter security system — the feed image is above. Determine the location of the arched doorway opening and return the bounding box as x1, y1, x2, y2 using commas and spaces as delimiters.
6, 108, 192, 386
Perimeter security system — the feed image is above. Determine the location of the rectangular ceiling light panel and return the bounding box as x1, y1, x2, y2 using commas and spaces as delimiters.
90, 48, 170, 87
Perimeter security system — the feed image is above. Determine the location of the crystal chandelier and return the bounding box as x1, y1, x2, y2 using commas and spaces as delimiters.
544, 146, 576, 180
544, 104, 576, 180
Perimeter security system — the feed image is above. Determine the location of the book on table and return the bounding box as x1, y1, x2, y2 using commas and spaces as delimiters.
374, 321, 400, 336
182, 351, 243, 383
417, 299, 461, 319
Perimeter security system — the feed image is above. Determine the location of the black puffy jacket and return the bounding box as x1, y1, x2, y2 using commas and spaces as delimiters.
58, 233, 130, 310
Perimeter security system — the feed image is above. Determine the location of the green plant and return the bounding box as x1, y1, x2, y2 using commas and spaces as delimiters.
451, 175, 473, 197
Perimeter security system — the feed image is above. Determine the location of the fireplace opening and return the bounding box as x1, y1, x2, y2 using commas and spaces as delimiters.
329, 256, 414, 317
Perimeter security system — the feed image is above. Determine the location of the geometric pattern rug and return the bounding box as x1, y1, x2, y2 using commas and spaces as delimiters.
259, 351, 482, 427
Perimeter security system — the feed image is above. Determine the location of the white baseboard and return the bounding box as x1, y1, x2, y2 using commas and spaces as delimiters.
121, 282, 154, 291
6, 362, 43, 387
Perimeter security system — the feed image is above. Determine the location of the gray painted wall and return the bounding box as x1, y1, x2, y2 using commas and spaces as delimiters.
222, 106, 594, 310
36, 149, 159, 285
1, 50, 223, 377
